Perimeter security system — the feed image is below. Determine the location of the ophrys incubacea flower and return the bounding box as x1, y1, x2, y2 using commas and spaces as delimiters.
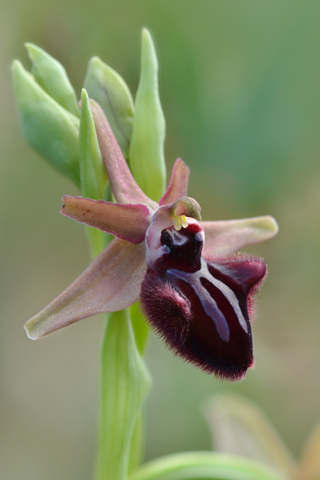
25, 101, 278, 381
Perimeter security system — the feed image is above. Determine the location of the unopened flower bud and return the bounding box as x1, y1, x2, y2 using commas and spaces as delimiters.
25, 43, 80, 117
12, 59, 81, 187
129, 29, 166, 202
84, 56, 134, 158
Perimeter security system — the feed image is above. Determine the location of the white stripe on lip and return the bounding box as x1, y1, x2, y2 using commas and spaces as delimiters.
168, 258, 248, 342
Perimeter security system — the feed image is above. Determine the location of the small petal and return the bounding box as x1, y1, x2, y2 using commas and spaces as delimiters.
90, 100, 157, 210
24, 239, 146, 339
61, 196, 150, 244
159, 158, 190, 206
202, 215, 279, 257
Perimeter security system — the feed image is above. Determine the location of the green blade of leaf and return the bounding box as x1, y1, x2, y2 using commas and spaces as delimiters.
203, 394, 296, 480
129, 452, 284, 480
84, 56, 134, 158
129, 28, 166, 202
11, 60, 80, 187
95, 310, 151, 480
25, 43, 80, 117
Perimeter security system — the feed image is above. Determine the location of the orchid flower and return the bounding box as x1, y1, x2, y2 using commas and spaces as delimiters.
25, 100, 278, 381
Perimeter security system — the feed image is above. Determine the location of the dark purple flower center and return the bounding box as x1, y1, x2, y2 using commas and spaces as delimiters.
156, 222, 204, 273
141, 217, 267, 381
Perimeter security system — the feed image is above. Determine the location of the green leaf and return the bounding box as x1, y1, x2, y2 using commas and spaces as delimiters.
203, 394, 296, 480
25, 43, 80, 117
11, 60, 80, 187
79, 88, 108, 257
129, 452, 284, 480
129, 28, 166, 202
95, 310, 151, 480
84, 56, 134, 158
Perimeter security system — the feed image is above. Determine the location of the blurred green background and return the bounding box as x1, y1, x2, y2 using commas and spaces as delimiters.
1, 1, 320, 479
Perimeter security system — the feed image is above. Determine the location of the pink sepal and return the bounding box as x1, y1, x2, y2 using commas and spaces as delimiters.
90, 100, 157, 210
202, 215, 279, 257
24, 239, 146, 339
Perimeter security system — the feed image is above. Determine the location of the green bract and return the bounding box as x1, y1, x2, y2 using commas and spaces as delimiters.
129, 28, 166, 202
11, 59, 81, 187
84, 56, 135, 159
25, 43, 80, 117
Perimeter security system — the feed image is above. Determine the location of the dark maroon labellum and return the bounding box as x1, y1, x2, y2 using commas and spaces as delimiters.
141, 220, 267, 381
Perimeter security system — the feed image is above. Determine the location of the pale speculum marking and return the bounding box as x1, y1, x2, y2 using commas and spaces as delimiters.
168, 258, 248, 342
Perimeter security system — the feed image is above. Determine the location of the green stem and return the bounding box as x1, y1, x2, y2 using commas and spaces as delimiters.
130, 302, 149, 356
86, 221, 150, 480
95, 310, 151, 480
